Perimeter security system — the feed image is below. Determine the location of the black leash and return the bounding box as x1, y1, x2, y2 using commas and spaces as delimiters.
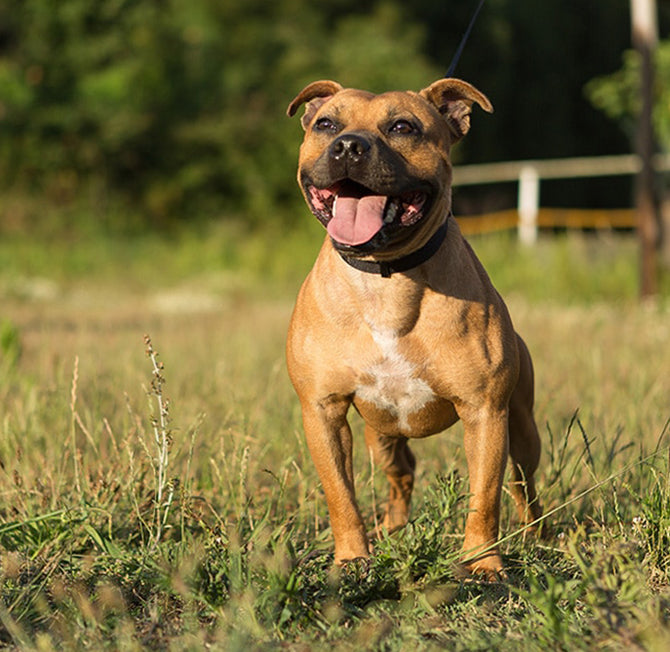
445, 0, 486, 77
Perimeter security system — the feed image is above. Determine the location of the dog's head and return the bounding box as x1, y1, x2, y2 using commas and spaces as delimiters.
287, 79, 492, 258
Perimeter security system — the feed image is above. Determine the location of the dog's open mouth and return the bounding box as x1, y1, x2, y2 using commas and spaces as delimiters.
306, 180, 429, 247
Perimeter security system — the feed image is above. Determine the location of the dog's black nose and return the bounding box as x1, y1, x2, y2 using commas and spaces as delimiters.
330, 134, 371, 162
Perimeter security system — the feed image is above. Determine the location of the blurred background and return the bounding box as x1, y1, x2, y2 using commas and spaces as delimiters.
0, 0, 669, 294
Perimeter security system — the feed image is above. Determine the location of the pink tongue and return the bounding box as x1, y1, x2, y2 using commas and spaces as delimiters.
327, 195, 386, 245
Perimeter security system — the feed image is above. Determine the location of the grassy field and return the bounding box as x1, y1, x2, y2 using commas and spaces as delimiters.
1, 223, 670, 650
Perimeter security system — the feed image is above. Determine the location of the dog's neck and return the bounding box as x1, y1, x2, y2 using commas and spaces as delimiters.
335, 217, 449, 278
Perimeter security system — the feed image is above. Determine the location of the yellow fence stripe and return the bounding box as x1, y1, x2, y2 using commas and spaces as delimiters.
456, 208, 637, 235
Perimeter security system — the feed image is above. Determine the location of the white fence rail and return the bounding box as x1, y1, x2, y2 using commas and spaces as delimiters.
452, 153, 670, 243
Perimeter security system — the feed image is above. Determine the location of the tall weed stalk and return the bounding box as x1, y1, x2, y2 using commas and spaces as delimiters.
144, 335, 175, 548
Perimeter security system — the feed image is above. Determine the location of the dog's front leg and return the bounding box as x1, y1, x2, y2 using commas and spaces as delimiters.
301, 398, 370, 564
461, 407, 509, 578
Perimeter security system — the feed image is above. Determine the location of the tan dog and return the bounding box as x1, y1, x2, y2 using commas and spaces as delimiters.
286, 78, 542, 578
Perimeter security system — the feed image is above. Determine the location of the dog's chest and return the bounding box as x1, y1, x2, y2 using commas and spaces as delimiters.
354, 328, 439, 434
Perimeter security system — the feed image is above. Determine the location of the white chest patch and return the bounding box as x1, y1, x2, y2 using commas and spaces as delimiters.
355, 328, 437, 432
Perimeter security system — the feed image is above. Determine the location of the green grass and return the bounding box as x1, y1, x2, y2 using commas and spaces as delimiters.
1, 219, 666, 303
1, 224, 670, 649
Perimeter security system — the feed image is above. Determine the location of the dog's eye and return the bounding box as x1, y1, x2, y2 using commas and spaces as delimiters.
314, 117, 338, 132
389, 120, 417, 135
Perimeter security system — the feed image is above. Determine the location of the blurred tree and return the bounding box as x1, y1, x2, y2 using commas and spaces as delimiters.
586, 41, 670, 151
586, 38, 670, 268
0, 0, 440, 228
0, 0, 665, 230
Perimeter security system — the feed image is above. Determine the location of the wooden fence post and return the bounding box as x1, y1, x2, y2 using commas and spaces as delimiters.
631, 0, 660, 298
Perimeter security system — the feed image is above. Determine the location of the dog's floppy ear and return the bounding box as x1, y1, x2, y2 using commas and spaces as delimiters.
419, 78, 493, 141
287, 80, 343, 130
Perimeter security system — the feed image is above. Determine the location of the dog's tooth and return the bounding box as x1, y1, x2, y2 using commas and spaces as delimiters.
384, 198, 399, 223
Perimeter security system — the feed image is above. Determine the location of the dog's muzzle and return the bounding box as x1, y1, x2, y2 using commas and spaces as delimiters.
306, 180, 428, 246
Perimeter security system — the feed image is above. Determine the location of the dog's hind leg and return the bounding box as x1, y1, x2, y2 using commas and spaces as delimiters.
364, 425, 416, 535
508, 334, 543, 529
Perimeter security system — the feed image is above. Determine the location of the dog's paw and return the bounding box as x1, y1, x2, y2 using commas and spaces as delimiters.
457, 551, 507, 583
334, 542, 372, 566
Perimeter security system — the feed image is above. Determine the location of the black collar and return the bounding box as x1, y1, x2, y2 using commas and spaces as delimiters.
336, 219, 448, 278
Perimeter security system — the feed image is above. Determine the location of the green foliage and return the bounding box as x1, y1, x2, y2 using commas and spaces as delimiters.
586, 40, 670, 150
0, 1, 647, 229
0, 0, 439, 228
324, 3, 438, 93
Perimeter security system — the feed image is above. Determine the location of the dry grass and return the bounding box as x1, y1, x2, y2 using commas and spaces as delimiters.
1, 230, 670, 649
